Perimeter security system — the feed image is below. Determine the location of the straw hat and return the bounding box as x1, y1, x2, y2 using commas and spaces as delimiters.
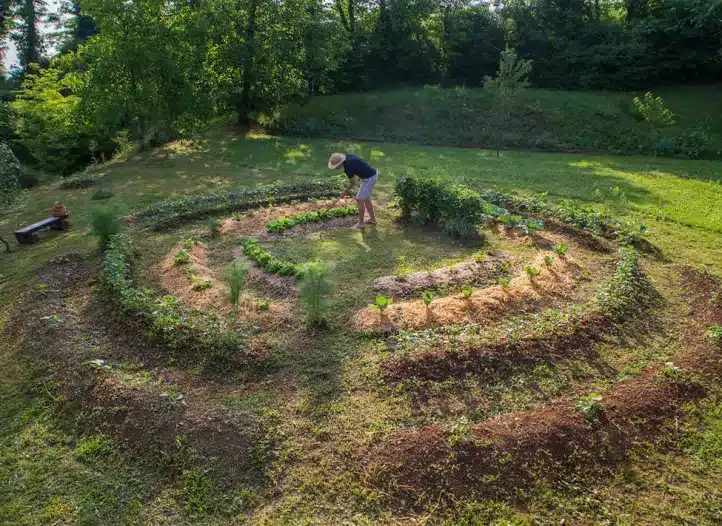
328, 153, 346, 169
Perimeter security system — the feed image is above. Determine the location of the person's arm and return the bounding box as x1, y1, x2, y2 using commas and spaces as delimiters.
341, 176, 357, 196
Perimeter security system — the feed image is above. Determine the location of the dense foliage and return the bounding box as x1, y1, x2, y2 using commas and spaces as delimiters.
135, 178, 345, 230
0, 141, 22, 205
102, 233, 250, 367
396, 176, 507, 238
3, 0, 721, 173
265, 206, 357, 233
596, 247, 651, 319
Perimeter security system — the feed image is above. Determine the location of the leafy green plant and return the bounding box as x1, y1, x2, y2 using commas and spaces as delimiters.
173, 249, 191, 267
676, 127, 710, 159
498, 277, 511, 289
242, 238, 299, 278
298, 260, 331, 328
544, 255, 554, 268
207, 218, 223, 237
41, 314, 63, 328
266, 206, 357, 233
707, 326, 722, 347
597, 248, 650, 319
60, 171, 97, 189
553, 243, 568, 256
661, 362, 703, 388
462, 286, 473, 299
524, 266, 540, 280
232, 211, 243, 221
499, 261, 511, 275
474, 252, 486, 264
136, 178, 345, 231
91, 187, 114, 200
575, 393, 604, 422
371, 295, 393, 314
448, 416, 472, 447
255, 299, 270, 312
225, 262, 247, 313
181, 238, 195, 250
90, 204, 122, 251
394, 256, 411, 281
191, 275, 212, 291
422, 290, 434, 309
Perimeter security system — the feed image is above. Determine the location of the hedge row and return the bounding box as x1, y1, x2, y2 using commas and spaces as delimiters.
102, 233, 249, 365
476, 188, 646, 243
136, 178, 346, 230
395, 176, 508, 238
266, 205, 357, 233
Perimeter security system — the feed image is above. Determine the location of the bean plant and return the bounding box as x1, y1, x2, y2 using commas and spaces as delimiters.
553, 243, 568, 256
544, 255, 554, 268
423, 290, 435, 309
575, 393, 604, 422
462, 286, 473, 299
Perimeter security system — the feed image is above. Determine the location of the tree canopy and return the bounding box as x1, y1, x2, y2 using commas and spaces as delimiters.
1, 0, 721, 173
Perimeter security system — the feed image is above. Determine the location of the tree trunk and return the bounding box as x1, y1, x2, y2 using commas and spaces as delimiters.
238, 0, 259, 126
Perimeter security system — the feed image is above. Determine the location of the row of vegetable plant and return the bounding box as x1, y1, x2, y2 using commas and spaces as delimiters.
266, 205, 357, 233
102, 233, 251, 367
135, 177, 346, 230
242, 238, 300, 277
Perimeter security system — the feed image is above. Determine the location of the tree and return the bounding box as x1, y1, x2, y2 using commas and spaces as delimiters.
483, 47, 532, 154
58, 0, 98, 54
10, 0, 47, 72
633, 92, 675, 156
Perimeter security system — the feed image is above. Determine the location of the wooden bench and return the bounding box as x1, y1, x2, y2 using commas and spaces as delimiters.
15, 216, 69, 245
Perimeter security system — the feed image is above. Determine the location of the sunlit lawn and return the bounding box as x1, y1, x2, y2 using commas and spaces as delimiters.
2, 120, 722, 302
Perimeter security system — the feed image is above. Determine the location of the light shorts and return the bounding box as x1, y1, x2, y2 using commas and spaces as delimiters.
356, 173, 378, 200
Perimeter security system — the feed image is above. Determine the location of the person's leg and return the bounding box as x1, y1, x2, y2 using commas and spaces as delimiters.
365, 199, 376, 223
355, 199, 366, 228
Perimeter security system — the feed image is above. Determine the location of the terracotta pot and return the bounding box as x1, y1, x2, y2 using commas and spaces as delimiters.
52, 203, 68, 217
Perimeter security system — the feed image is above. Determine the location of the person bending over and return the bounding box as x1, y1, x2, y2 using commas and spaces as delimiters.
328, 152, 378, 229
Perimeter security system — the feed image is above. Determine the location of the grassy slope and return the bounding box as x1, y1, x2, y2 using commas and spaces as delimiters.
1, 120, 722, 523
265, 85, 722, 157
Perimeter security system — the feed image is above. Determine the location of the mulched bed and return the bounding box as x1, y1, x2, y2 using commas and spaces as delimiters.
365, 267, 722, 505
372, 254, 509, 299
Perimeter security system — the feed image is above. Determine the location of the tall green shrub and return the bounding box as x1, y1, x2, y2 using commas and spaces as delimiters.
91, 204, 122, 251
225, 262, 248, 313
298, 260, 331, 328
633, 92, 675, 156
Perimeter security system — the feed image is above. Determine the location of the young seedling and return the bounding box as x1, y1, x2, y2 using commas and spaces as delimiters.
553, 243, 568, 257
474, 252, 486, 264
462, 286, 473, 299
524, 265, 541, 280
498, 277, 511, 289
173, 249, 191, 267
499, 261, 511, 275
207, 218, 223, 237
422, 290, 434, 310
394, 256, 411, 281
707, 325, 722, 347
544, 255, 554, 268
371, 295, 393, 316
575, 393, 604, 422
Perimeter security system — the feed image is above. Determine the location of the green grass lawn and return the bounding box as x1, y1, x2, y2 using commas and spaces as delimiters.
2, 120, 721, 303
264, 85, 722, 158
2, 121, 722, 523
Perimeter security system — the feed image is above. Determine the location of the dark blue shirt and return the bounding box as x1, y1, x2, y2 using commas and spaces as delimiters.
343, 154, 377, 180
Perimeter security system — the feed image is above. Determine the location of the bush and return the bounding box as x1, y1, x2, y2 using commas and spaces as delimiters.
676, 128, 710, 159
136, 178, 346, 230
91, 205, 122, 251
91, 188, 115, 200
102, 233, 249, 365
596, 247, 650, 319
0, 142, 22, 206
395, 176, 506, 238
298, 260, 331, 328
60, 171, 97, 189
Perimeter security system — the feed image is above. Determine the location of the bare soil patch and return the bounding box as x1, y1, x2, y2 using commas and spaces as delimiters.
352, 253, 583, 332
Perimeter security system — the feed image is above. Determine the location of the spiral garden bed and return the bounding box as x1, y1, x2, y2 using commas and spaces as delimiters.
6, 174, 718, 520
